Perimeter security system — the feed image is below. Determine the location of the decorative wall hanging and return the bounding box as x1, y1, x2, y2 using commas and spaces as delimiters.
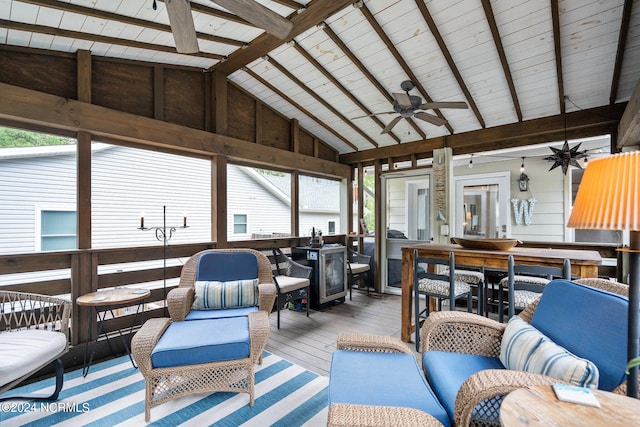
543, 141, 586, 175
511, 198, 536, 225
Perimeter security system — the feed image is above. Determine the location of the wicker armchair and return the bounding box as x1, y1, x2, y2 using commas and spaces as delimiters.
0, 291, 71, 401
132, 249, 277, 421
266, 248, 312, 329
167, 248, 276, 321
420, 278, 635, 427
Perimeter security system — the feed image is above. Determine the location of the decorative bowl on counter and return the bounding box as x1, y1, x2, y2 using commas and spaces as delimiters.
452, 237, 521, 251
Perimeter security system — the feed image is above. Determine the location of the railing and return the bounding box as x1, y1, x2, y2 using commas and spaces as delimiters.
0, 235, 345, 369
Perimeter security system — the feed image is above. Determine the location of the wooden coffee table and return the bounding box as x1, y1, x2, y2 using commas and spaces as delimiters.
77, 287, 150, 376
500, 385, 640, 426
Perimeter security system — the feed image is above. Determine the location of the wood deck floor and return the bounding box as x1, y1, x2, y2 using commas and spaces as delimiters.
265, 289, 408, 377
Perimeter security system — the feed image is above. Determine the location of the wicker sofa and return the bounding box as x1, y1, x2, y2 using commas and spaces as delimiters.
131, 249, 277, 421
420, 278, 632, 426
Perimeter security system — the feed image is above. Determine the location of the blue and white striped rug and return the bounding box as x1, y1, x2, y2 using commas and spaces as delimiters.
1, 352, 329, 426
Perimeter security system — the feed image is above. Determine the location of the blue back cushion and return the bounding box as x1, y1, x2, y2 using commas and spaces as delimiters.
531, 280, 628, 391
196, 252, 258, 281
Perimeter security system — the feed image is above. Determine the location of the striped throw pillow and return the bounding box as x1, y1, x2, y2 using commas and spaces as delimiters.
500, 316, 599, 388
192, 278, 259, 310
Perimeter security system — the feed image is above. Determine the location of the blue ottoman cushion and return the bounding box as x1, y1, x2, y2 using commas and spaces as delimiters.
330, 350, 450, 427
422, 351, 504, 422
151, 317, 250, 368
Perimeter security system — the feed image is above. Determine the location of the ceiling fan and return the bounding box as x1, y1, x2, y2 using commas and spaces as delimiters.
163, 0, 294, 53
354, 80, 468, 134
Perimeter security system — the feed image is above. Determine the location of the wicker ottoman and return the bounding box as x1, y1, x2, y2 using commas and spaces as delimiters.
131, 312, 269, 422
328, 334, 448, 427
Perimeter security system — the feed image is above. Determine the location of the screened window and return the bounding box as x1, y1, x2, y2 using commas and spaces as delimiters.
234, 214, 248, 234
41, 210, 77, 251
299, 174, 341, 237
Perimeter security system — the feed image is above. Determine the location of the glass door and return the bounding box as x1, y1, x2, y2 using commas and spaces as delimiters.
381, 170, 433, 294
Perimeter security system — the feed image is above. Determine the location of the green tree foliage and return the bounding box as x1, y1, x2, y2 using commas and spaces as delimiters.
0, 127, 75, 148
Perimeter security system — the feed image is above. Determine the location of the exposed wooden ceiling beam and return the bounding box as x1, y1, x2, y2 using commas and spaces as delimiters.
270, 0, 304, 10
0, 82, 350, 177
213, 0, 354, 74
551, 0, 565, 114
292, 43, 394, 143
18, 0, 244, 48
480, 0, 522, 122
322, 23, 427, 140
416, 0, 486, 127
340, 103, 626, 164
609, 0, 634, 105
0, 20, 224, 61
242, 66, 359, 152
359, 4, 455, 135
265, 56, 377, 149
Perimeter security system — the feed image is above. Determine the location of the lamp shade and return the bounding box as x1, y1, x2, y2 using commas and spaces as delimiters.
567, 151, 640, 231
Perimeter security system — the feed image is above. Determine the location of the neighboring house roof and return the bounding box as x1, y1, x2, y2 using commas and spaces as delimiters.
0, 143, 112, 160
246, 167, 340, 212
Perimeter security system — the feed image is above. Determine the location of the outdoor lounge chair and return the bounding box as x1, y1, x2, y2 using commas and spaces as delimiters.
0, 291, 71, 401
419, 278, 634, 426
132, 249, 277, 421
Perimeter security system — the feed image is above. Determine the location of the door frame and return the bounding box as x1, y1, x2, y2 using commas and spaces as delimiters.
453, 172, 511, 239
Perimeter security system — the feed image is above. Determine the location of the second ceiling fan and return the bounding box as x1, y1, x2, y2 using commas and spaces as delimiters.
356, 80, 468, 134
164, 0, 294, 53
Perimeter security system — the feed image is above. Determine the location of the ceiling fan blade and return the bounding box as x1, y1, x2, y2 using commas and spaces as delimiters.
414, 112, 447, 126
166, 0, 199, 53
381, 116, 403, 134
351, 111, 396, 119
419, 101, 468, 110
211, 0, 293, 39
392, 92, 412, 106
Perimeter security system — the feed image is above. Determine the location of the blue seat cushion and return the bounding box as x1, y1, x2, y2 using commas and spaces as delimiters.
530, 280, 628, 391
185, 306, 258, 321
151, 317, 250, 368
330, 350, 451, 427
422, 351, 504, 422
196, 252, 258, 281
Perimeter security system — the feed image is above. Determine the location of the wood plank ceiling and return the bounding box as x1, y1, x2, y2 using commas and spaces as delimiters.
1, 0, 638, 155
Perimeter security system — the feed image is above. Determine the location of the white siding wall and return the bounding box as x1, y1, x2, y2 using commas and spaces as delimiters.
91, 145, 212, 248
454, 158, 567, 242
227, 165, 291, 240
0, 152, 77, 254
386, 177, 408, 235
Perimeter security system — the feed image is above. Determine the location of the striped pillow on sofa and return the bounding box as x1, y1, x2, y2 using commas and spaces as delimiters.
499, 316, 599, 388
192, 279, 259, 310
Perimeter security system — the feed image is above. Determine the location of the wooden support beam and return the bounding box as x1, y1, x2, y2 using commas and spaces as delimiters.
77, 131, 91, 250
0, 83, 350, 178
618, 78, 640, 148
213, 0, 354, 74
211, 155, 227, 245
340, 103, 626, 164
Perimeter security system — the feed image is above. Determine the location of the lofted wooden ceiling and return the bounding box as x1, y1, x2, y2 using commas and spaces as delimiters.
0, 0, 638, 157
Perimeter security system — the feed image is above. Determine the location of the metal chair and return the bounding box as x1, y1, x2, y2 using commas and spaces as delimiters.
268, 248, 312, 329
413, 249, 473, 351
498, 255, 571, 322
347, 248, 371, 299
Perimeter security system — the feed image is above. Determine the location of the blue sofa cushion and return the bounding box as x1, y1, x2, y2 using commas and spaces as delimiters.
423, 351, 504, 422
500, 316, 599, 388
196, 252, 258, 281
192, 278, 259, 310
530, 280, 628, 391
151, 317, 250, 368
330, 350, 451, 427
185, 306, 258, 321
